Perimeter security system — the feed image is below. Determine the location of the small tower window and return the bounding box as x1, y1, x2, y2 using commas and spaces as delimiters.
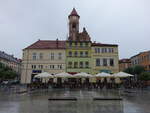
72, 23, 76, 29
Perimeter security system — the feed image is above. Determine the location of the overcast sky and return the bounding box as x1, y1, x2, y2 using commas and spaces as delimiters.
0, 0, 150, 59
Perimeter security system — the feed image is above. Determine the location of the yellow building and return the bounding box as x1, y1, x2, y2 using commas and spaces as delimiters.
66, 8, 92, 74
91, 43, 119, 74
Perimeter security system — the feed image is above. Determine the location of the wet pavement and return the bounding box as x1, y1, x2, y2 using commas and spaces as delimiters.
0, 86, 150, 113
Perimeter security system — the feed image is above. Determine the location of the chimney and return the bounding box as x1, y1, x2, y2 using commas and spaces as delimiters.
56, 38, 59, 48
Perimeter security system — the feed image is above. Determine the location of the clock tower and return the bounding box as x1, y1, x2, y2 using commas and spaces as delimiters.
68, 8, 80, 41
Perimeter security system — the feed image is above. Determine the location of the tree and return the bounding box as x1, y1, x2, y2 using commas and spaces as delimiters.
0, 63, 17, 80
124, 67, 134, 74
139, 72, 150, 81
133, 65, 145, 75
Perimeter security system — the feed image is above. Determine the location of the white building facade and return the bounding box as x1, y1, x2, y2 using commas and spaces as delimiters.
21, 40, 66, 84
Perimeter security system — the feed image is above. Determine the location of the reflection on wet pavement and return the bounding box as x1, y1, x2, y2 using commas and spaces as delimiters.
0, 88, 150, 113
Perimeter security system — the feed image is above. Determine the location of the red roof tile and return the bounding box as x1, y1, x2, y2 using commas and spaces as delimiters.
24, 40, 66, 49
68, 8, 80, 18
119, 59, 131, 63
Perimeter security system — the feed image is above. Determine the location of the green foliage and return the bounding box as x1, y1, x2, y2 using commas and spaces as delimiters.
124, 67, 134, 74
124, 65, 145, 75
139, 72, 150, 81
133, 65, 145, 75
0, 62, 17, 80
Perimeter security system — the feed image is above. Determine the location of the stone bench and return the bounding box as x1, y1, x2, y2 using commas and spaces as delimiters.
48, 97, 77, 101
93, 97, 123, 101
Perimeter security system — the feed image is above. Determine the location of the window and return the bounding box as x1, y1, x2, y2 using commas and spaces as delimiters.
51, 53, 54, 60
102, 48, 105, 53
110, 59, 114, 66
50, 65, 55, 69
85, 62, 89, 68
80, 51, 83, 57
68, 62, 72, 68
23, 53, 25, 58
58, 65, 62, 69
75, 42, 78, 47
69, 42, 72, 47
74, 51, 78, 57
111, 48, 114, 53
69, 51, 72, 57
74, 62, 78, 68
85, 42, 88, 47
58, 53, 62, 60
85, 51, 88, 57
80, 42, 83, 47
95, 48, 98, 53
38, 65, 43, 69
32, 53, 36, 60
96, 59, 100, 66
80, 62, 83, 68
108, 48, 112, 53
98, 48, 100, 53
32, 65, 36, 69
39, 53, 43, 60
72, 23, 76, 29
103, 58, 107, 66
104, 48, 107, 53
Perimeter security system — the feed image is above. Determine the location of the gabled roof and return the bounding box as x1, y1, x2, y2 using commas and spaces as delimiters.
0, 51, 21, 63
119, 59, 131, 63
130, 50, 150, 59
68, 8, 80, 18
92, 43, 118, 47
24, 40, 66, 50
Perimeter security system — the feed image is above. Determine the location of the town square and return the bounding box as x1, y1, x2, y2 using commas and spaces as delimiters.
0, 0, 150, 113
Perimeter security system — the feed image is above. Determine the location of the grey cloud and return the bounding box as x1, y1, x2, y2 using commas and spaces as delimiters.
0, 0, 149, 59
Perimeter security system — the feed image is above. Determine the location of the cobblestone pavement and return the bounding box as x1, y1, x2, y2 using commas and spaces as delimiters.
0, 86, 149, 113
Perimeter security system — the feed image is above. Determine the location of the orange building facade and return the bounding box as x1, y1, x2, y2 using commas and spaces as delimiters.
131, 51, 150, 72
119, 59, 131, 71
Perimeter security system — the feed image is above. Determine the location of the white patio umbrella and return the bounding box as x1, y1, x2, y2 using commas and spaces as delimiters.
54, 72, 73, 78
73, 72, 93, 78
113, 72, 134, 78
34, 72, 54, 79
95, 72, 112, 78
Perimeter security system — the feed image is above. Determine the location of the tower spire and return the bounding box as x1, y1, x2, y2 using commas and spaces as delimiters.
68, 8, 80, 18
68, 8, 80, 41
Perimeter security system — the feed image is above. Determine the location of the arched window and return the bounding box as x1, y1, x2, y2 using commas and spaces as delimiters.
72, 23, 76, 29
